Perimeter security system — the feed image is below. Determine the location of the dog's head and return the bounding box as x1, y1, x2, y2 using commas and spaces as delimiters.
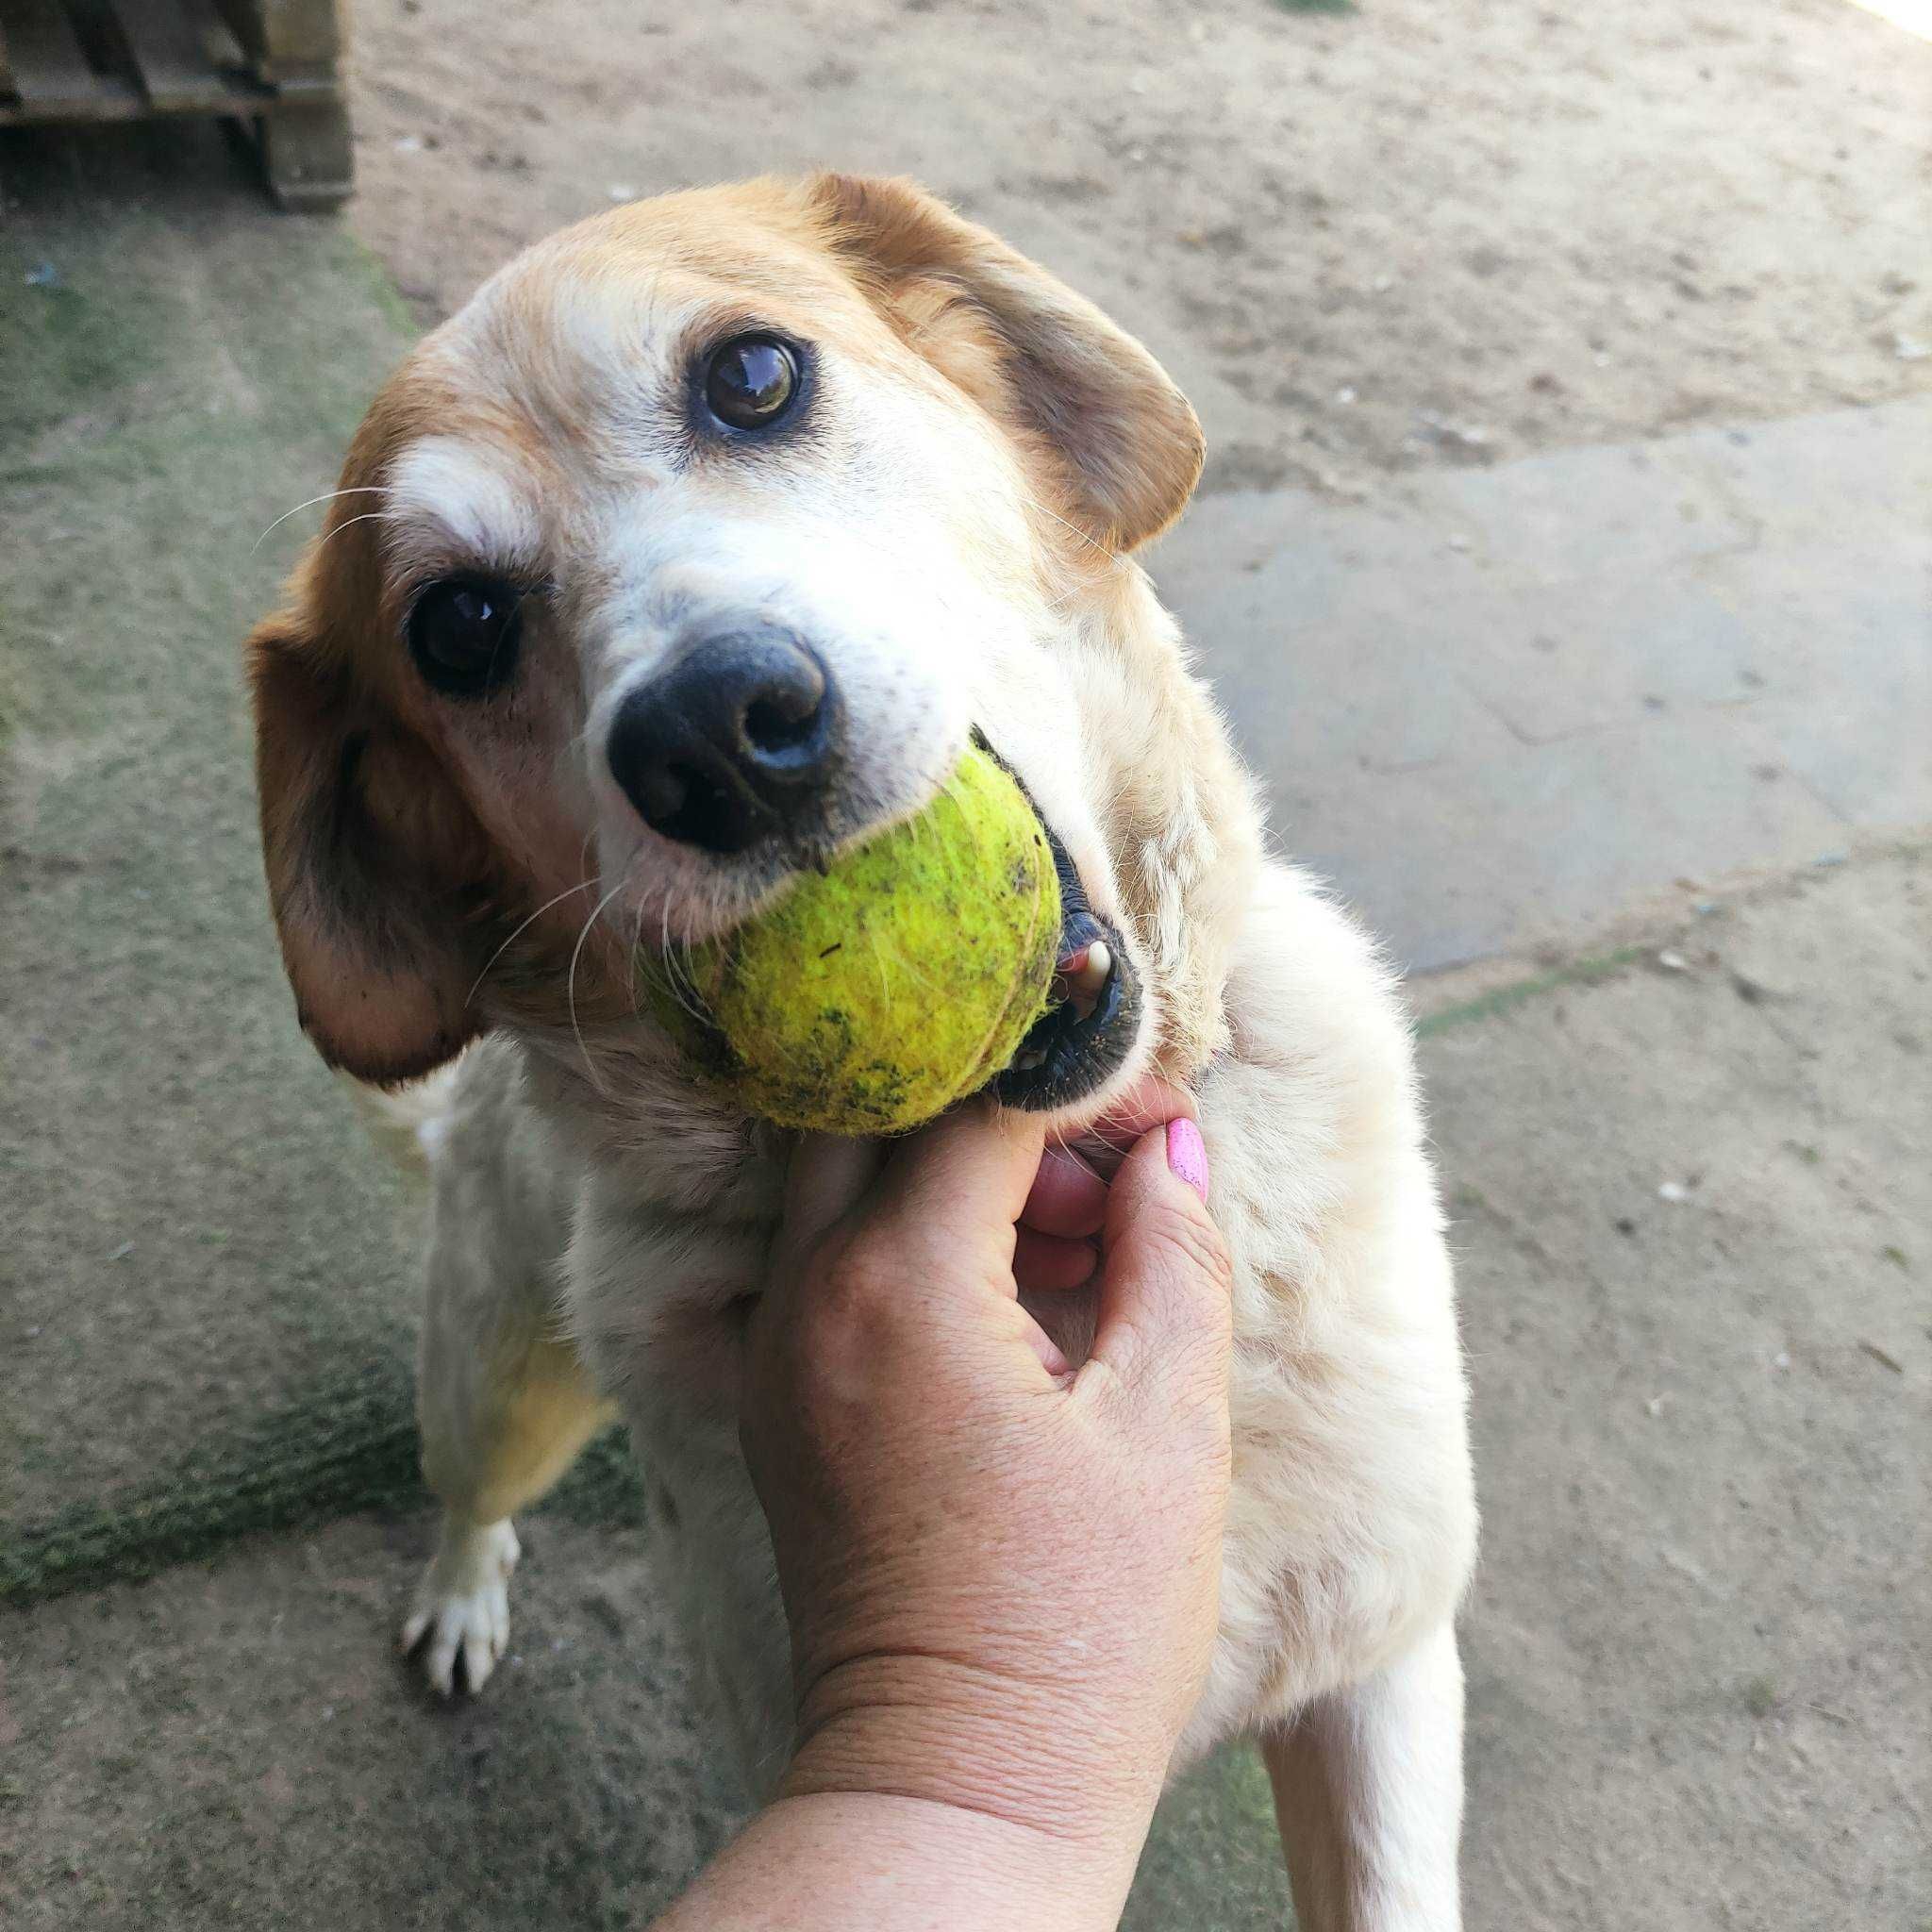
248, 175, 1259, 1133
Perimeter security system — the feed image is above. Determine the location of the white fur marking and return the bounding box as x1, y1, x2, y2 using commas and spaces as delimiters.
384, 438, 544, 575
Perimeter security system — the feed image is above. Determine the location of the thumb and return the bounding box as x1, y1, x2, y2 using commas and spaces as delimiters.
1084, 1118, 1232, 1393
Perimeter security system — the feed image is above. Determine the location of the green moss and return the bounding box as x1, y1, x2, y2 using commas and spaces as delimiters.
0, 1379, 643, 1608
1416, 946, 1648, 1038
0, 1374, 417, 1607
1124, 1742, 1291, 1929
1, 140, 434, 1565
340, 229, 429, 338
0, 278, 170, 445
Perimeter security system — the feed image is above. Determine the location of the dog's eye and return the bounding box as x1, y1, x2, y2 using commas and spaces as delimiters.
408, 577, 524, 697
704, 335, 800, 431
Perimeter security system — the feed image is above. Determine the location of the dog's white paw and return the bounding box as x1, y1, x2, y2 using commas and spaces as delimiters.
400, 1518, 522, 1696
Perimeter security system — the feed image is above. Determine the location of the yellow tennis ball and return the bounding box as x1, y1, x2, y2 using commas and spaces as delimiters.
644, 747, 1060, 1134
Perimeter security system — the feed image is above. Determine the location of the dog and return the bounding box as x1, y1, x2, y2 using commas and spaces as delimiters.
246, 174, 1476, 1930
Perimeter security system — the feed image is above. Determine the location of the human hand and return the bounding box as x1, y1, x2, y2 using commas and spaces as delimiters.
739, 1083, 1233, 1889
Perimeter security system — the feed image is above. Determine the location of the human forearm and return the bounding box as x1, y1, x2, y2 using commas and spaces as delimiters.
648, 1789, 1143, 1932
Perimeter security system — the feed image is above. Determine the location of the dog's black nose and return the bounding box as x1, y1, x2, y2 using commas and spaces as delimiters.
608, 629, 841, 855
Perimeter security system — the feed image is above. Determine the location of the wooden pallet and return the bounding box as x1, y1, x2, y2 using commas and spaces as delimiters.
0, 0, 351, 209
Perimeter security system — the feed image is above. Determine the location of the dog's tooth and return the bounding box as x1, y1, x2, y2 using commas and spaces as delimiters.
1070, 941, 1111, 997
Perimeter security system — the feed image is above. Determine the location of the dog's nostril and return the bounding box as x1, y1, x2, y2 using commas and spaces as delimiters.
632, 759, 693, 827
608, 627, 842, 857
743, 691, 823, 761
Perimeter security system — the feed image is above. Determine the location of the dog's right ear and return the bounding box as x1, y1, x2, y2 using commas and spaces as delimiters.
248, 608, 494, 1087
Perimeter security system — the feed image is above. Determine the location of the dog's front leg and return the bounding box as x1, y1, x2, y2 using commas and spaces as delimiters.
402, 1122, 615, 1696
1260, 1620, 1465, 1932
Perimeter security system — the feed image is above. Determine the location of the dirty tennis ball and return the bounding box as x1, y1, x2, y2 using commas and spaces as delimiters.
644, 747, 1060, 1135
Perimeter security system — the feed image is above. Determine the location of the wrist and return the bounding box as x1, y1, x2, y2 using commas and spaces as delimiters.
779, 1663, 1165, 1875
657, 1788, 1140, 1932
760, 1785, 1136, 1924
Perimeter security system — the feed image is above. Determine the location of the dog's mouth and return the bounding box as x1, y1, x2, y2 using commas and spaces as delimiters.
992, 825, 1141, 1113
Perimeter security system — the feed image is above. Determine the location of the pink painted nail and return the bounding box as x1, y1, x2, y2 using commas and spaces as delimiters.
1166, 1117, 1209, 1202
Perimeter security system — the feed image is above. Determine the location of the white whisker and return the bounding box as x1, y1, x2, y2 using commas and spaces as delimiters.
465, 876, 600, 1009
569, 881, 629, 1095
250, 486, 387, 556
628, 894, 651, 1014
311, 508, 402, 556
653, 899, 715, 1029
1045, 1124, 1104, 1180
1016, 490, 1119, 565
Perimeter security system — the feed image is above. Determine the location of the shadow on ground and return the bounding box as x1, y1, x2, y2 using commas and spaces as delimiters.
1, 122, 421, 1542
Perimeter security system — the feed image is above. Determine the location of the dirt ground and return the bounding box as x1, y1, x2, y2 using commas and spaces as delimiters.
341, 0, 1931, 497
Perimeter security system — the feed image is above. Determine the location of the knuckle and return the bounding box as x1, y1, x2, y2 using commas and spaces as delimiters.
794, 1233, 915, 1366
808, 1249, 891, 1336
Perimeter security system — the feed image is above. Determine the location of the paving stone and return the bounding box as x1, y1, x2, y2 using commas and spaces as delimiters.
1668, 395, 1932, 549
1438, 571, 1778, 746
1274, 708, 1846, 972
0, 125, 423, 1533
1157, 395, 1930, 967
1413, 435, 1758, 586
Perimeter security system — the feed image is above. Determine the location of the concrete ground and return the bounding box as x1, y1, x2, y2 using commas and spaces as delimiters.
1157, 395, 1932, 969
8, 823, 1926, 1926
2, 33, 1929, 1929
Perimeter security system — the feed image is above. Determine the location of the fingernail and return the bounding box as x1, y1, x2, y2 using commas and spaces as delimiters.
1166, 1117, 1209, 1202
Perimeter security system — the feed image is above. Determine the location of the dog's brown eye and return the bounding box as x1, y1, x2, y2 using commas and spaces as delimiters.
704, 335, 800, 431
408, 576, 523, 697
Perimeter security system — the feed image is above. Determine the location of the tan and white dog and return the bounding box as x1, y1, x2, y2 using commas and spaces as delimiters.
247, 175, 1475, 1930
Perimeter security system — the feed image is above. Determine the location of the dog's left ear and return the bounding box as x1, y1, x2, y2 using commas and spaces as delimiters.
810, 173, 1206, 552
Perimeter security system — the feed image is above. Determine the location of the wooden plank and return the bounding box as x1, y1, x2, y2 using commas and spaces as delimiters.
258, 0, 339, 65
206, 0, 260, 64
210, 0, 337, 78
109, 0, 233, 112
258, 95, 351, 209
2, 0, 107, 116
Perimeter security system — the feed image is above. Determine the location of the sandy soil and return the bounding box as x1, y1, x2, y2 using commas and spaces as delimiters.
341, 0, 1931, 497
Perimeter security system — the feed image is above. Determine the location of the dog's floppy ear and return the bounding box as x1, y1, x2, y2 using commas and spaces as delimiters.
811, 173, 1205, 552
248, 606, 494, 1086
